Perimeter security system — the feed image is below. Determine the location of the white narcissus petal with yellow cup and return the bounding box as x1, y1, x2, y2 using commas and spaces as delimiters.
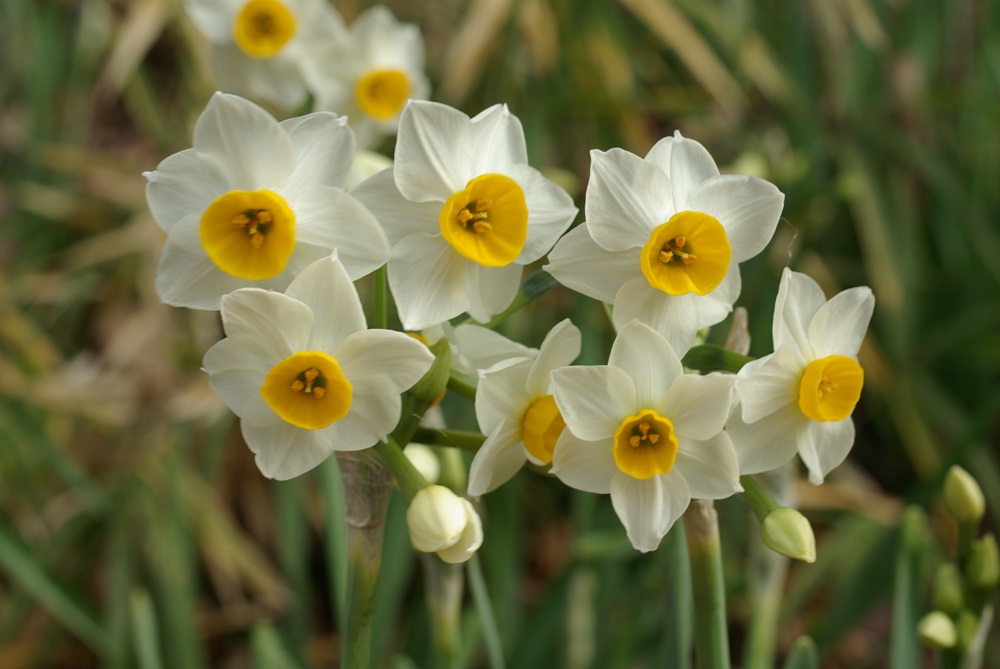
144, 92, 388, 310
545, 132, 785, 355
202, 254, 434, 480
549, 320, 742, 553
351, 100, 578, 330
467, 320, 582, 496
728, 268, 875, 485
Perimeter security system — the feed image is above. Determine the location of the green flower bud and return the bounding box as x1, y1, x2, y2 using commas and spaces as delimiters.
943, 465, 986, 525
406, 485, 483, 564
917, 611, 957, 649
954, 610, 979, 654
409, 337, 452, 406
932, 563, 964, 616
966, 533, 999, 590
761, 507, 816, 563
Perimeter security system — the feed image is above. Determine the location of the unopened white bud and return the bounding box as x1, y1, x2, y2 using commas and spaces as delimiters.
404, 444, 441, 484
406, 485, 483, 564
917, 611, 957, 649
761, 507, 817, 563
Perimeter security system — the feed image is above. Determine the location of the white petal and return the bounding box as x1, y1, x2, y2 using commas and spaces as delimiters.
466, 263, 522, 324
685, 175, 784, 263
350, 168, 440, 245
689, 264, 743, 326
467, 421, 527, 496
192, 92, 295, 187
202, 337, 268, 417
278, 112, 355, 189
609, 320, 683, 407
610, 471, 690, 553
219, 288, 313, 354
669, 134, 720, 209
675, 431, 742, 499
612, 277, 701, 355
451, 324, 535, 375
476, 356, 532, 435
212, 45, 308, 109
182, 0, 240, 41
773, 268, 826, 359
350, 5, 425, 68
726, 403, 802, 475
797, 417, 856, 485
807, 286, 874, 357
494, 164, 577, 264
282, 185, 389, 280
394, 100, 473, 201
735, 345, 803, 424
550, 431, 616, 494
586, 148, 672, 252
661, 373, 735, 440
642, 135, 675, 171
525, 319, 582, 397
143, 148, 229, 231
544, 225, 638, 303
334, 329, 435, 396
284, 255, 366, 351
466, 104, 529, 174
551, 366, 636, 441
155, 213, 247, 310
388, 233, 473, 330
324, 391, 402, 451
241, 395, 335, 479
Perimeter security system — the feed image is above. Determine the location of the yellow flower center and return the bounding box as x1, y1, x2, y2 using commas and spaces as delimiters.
355, 69, 411, 121
233, 0, 297, 58
200, 189, 296, 280
613, 410, 679, 480
521, 395, 566, 464
640, 211, 731, 295
797, 355, 864, 422
439, 174, 528, 267
261, 351, 352, 429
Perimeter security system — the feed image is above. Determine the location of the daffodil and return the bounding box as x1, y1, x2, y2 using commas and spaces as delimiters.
144, 92, 388, 310
182, 0, 346, 108
545, 132, 784, 354
468, 320, 582, 496
420, 321, 534, 377
351, 100, 578, 330
202, 254, 434, 480
728, 268, 874, 485
549, 320, 741, 552
312, 5, 430, 148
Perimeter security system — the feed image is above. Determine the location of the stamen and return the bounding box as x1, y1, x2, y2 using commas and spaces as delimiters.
659, 235, 698, 265
290, 367, 326, 398
473, 199, 491, 212
629, 435, 641, 448
472, 220, 492, 234
659, 250, 674, 263
648, 433, 660, 444
457, 209, 474, 225
232, 213, 251, 227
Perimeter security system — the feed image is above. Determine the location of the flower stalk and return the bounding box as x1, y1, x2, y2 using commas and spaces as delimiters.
684, 499, 731, 669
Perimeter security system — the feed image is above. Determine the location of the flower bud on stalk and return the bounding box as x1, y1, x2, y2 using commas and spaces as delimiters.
406, 485, 483, 564
967, 534, 999, 590
933, 563, 965, 616
943, 465, 986, 525
761, 507, 817, 564
917, 611, 957, 649
410, 338, 452, 408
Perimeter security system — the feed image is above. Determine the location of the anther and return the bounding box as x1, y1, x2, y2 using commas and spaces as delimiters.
629, 435, 641, 448
648, 433, 660, 444
473, 199, 491, 212
472, 220, 493, 234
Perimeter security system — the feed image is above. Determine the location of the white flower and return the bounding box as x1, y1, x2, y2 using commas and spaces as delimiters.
420, 321, 535, 377
550, 320, 741, 552
406, 485, 484, 563
728, 268, 874, 485
351, 100, 578, 330
182, 0, 346, 108
468, 320, 582, 496
144, 92, 388, 310
545, 133, 784, 354
202, 254, 434, 480
312, 5, 430, 148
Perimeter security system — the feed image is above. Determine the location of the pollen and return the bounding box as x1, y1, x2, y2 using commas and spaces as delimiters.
640, 211, 731, 296
439, 174, 528, 267
613, 410, 679, 480
261, 352, 352, 430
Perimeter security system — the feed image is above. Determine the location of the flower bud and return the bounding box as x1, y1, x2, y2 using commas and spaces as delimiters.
409, 338, 452, 407
966, 533, 999, 590
761, 507, 816, 563
943, 465, 986, 525
404, 444, 441, 484
406, 485, 483, 564
917, 611, 957, 649
955, 610, 980, 654
933, 563, 964, 616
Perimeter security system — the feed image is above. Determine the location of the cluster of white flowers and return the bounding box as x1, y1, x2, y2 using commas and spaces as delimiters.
147, 4, 875, 560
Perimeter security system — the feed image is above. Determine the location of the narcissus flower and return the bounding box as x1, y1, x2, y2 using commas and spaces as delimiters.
182, 0, 346, 108
550, 320, 741, 552
419, 321, 534, 377
202, 254, 433, 479
545, 132, 784, 354
144, 92, 388, 310
312, 5, 430, 148
468, 320, 582, 496
351, 100, 578, 330
728, 268, 874, 484
406, 484, 484, 563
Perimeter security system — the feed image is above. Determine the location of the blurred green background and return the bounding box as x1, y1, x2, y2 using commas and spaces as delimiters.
1, 0, 998, 667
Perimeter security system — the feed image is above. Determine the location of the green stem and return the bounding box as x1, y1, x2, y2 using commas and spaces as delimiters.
447, 373, 478, 400
421, 554, 464, 669
337, 450, 394, 669
682, 344, 754, 374
373, 438, 428, 501
740, 475, 780, 523
683, 500, 731, 669
662, 522, 692, 669
373, 265, 388, 330
412, 428, 486, 452
468, 554, 506, 669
